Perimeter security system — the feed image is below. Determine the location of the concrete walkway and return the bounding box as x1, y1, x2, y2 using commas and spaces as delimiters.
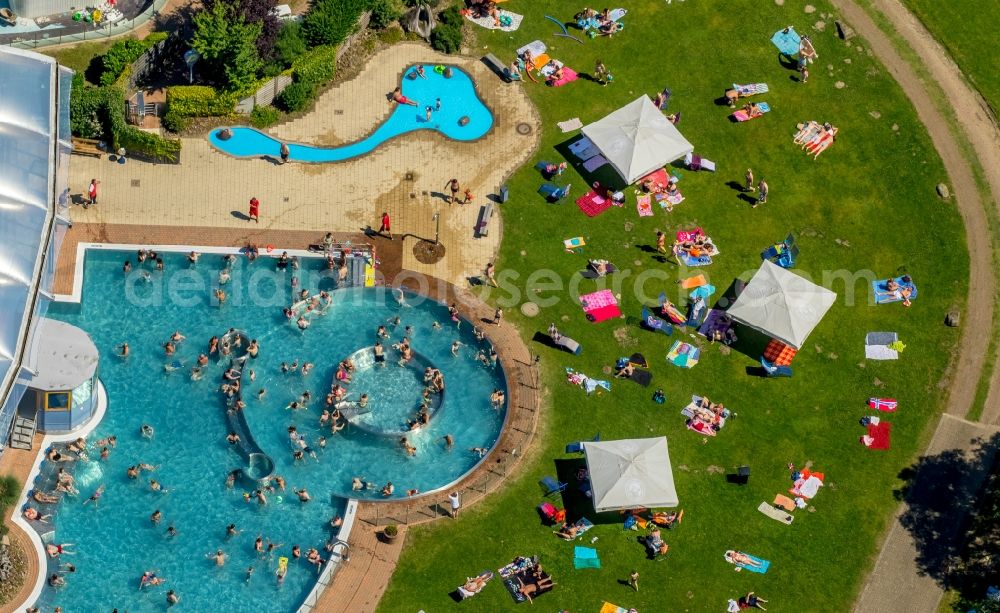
67, 42, 540, 289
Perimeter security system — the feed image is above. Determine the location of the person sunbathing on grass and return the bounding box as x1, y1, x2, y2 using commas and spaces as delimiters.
727, 550, 763, 568
554, 522, 579, 540
615, 362, 635, 378
742, 102, 763, 118
546, 67, 565, 86
739, 592, 769, 610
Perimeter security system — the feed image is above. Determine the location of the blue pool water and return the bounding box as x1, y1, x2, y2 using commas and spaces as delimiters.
209, 65, 493, 163
37, 249, 506, 611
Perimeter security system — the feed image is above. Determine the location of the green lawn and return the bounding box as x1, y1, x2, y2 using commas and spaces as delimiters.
42, 40, 116, 84
903, 0, 1000, 113
380, 1, 968, 611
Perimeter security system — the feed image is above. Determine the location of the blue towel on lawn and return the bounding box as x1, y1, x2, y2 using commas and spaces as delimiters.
872, 277, 918, 304
689, 284, 716, 300
737, 553, 770, 574
756, 102, 771, 113
574, 546, 601, 569
771, 27, 801, 56
680, 252, 713, 267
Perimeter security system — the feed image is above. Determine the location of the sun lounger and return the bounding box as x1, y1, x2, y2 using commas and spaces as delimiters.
684, 152, 717, 172
540, 475, 567, 496
758, 501, 794, 524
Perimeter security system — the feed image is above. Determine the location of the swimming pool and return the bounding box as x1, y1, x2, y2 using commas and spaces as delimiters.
33, 248, 507, 611
209, 65, 494, 163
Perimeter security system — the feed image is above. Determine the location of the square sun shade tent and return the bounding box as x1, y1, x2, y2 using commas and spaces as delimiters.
725, 260, 837, 351
582, 437, 679, 512
580, 95, 694, 185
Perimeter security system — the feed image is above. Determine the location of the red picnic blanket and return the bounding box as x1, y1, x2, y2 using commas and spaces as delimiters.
576, 191, 613, 217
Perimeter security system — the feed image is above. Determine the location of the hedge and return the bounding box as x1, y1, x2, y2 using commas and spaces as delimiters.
291, 44, 337, 86
99, 32, 168, 87
105, 86, 181, 163
162, 85, 240, 132
430, 5, 463, 54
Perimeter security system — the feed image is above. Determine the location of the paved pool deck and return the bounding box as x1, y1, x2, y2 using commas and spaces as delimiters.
66, 42, 541, 289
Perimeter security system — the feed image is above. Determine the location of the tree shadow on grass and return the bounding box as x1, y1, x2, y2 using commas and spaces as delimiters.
894, 432, 1000, 597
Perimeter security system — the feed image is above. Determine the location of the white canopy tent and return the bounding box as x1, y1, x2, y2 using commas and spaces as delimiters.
583, 437, 678, 512
726, 260, 837, 350
580, 95, 694, 184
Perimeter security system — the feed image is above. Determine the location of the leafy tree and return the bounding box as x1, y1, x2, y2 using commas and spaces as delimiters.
301, 0, 369, 48
191, 1, 263, 90
369, 0, 401, 29
205, 0, 282, 61
274, 21, 308, 68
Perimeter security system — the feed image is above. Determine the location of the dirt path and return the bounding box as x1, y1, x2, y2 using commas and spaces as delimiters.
828, 0, 997, 422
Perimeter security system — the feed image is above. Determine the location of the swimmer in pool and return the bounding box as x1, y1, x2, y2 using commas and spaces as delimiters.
82, 484, 105, 506
151, 509, 163, 524
352, 477, 364, 491
294, 488, 311, 502
381, 481, 395, 496
226, 524, 240, 538
118, 343, 129, 358
444, 434, 454, 449
470, 447, 488, 457
245, 566, 255, 583
141, 424, 154, 439
208, 549, 227, 566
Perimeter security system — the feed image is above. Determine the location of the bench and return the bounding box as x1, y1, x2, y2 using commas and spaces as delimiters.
72, 137, 105, 158
481, 53, 512, 83
475, 203, 494, 238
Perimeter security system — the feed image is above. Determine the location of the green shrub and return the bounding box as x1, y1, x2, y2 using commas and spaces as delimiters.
274, 21, 308, 68
98, 33, 167, 87
430, 5, 463, 54
162, 85, 239, 131
369, 0, 401, 29
70, 75, 108, 139
103, 86, 181, 162
291, 44, 337, 86
277, 80, 317, 112
250, 105, 281, 128
302, 0, 369, 47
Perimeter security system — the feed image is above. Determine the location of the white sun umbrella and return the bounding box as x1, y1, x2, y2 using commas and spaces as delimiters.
582, 437, 678, 512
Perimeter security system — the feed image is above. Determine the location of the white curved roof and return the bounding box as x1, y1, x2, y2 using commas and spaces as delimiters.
0, 48, 70, 417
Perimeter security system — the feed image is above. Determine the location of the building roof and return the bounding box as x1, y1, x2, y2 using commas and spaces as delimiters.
0, 47, 68, 411
29, 319, 99, 391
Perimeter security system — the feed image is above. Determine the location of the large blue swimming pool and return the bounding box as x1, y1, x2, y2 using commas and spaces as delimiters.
35, 249, 506, 611
209, 65, 493, 163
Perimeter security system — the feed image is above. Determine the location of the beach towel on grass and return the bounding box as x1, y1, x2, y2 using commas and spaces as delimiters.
566, 367, 611, 394
689, 284, 716, 300
574, 546, 601, 569
502, 577, 528, 603
636, 194, 653, 217
583, 154, 609, 173
564, 236, 586, 252
864, 422, 892, 449
733, 83, 769, 96
732, 102, 771, 122
558, 117, 583, 132
771, 27, 801, 56
679, 274, 707, 289
466, 10, 523, 31
548, 67, 579, 87
641, 307, 674, 336
655, 192, 685, 208
667, 340, 700, 368
758, 501, 794, 525
872, 277, 918, 304
725, 550, 771, 574
581, 289, 621, 322
640, 168, 670, 187
773, 494, 795, 511
679, 251, 712, 267
539, 59, 564, 77
869, 397, 898, 412
517, 40, 546, 58
577, 191, 613, 217
790, 473, 823, 499
600, 603, 632, 613
697, 308, 727, 337
865, 331, 900, 360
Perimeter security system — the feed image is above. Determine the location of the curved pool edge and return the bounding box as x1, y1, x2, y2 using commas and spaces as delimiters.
348, 272, 539, 527
297, 497, 357, 612
10, 379, 109, 613
207, 62, 498, 165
